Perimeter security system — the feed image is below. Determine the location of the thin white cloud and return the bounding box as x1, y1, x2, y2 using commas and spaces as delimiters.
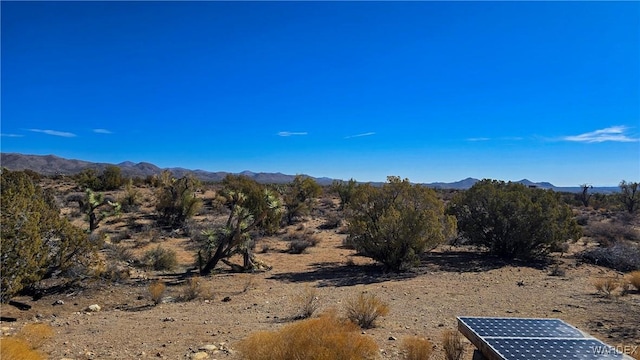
93, 128, 113, 134
563, 126, 639, 143
466, 137, 490, 142
278, 131, 308, 137
1, 133, 24, 137
28, 129, 76, 137
345, 132, 375, 139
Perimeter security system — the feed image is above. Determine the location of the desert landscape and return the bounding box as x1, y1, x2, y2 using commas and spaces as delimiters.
1, 168, 639, 360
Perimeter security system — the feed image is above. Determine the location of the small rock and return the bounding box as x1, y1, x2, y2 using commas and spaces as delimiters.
86, 304, 101, 312
222, 297, 231, 302
162, 317, 175, 322
516, 281, 525, 287
53, 299, 65, 306
199, 345, 218, 351
596, 321, 604, 327
552, 309, 562, 313
191, 351, 209, 359
388, 336, 397, 341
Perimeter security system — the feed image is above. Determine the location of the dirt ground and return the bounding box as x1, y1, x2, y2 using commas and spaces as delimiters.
1, 183, 639, 360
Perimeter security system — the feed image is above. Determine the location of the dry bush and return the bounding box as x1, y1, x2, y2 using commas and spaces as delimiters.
345, 292, 389, 329
584, 221, 640, 246
180, 278, 203, 301
442, 330, 464, 360
237, 312, 379, 360
0, 337, 44, 360
579, 241, 640, 272
592, 277, 620, 297
148, 281, 166, 304
0, 323, 53, 360
142, 246, 177, 271
286, 229, 321, 254
402, 336, 433, 360
628, 271, 640, 291
293, 286, 319, 320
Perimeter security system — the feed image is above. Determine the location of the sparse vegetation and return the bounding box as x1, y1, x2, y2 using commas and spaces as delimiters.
237, 312, 379, 360
448, 179, 582, 260
579, 241, 640, 272
402, 336, 433, 360
345, 292, 389, 329
619, 180, 640, 214
442, 330, 465, 360
179, 277, 212, 301
331, 178, 357, 210
346, 176, 456, 271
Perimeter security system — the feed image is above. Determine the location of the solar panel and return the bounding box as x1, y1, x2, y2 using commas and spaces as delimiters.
457, 317, 634, 360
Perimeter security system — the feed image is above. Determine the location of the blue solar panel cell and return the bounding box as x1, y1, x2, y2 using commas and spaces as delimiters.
486, 338, 626, 360
459, 317, 586, 338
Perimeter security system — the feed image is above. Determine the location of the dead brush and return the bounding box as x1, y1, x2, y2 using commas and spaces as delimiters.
345, 292, 389, 329
180, 277, 210, 301
0, 323, 54, 360
237, 311, 379, 360
592, 277, 620, 297
402, 336, 433, 360
148, 280, 167, 304
442, 330, 465, 360
293, 285, 319, 320
627, 270, 640, 291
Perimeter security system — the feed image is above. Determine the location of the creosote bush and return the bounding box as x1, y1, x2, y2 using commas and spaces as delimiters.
237, 312, 379, 360
402, 336, 433, 360
442, 330, 465, 360
345, 292, 389, 329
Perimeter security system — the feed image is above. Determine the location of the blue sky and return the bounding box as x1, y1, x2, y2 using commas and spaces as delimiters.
1, 1, 638, 187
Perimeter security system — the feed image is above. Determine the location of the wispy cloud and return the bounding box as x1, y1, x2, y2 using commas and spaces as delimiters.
563, 126, 639, 143
1, 133, 24, 138
345, 132, 375, 139
28, 129, 76, 137
277, 131, 308, 137
93, 128, 113, 134
466, 137, 490, 142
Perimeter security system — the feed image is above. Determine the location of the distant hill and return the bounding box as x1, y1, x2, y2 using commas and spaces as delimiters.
0, 153, 620, 192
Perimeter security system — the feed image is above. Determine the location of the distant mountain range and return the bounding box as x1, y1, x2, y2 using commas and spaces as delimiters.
0, 153, 620, 193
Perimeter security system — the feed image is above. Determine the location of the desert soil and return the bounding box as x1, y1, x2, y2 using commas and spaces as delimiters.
1, 183, 639, 360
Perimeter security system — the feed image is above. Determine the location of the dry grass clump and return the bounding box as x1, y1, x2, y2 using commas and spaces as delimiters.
627, 270, 640, 291
148, 280, 167, 304
402, 336, 433, 360
293, 285, 320, 320
345, 292, 389, 329
0, 323, 53, 360
179, 277, 213, 301
237, 312, 379, 360
442, 330, 465, 360
286, 229, 322, 254
142, 245, 178, 271
592, 277, 620, 297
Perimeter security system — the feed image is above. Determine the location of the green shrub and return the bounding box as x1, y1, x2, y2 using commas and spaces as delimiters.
283, 175, 322, 225
346, 176, 456, 271
237, 312, 379, 360
448, 180, 581, 260
155, 171, 202, 228
1, 170, 95, 302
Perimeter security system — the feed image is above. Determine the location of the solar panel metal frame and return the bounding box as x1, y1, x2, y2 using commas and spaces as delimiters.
457, 316, 635, 360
